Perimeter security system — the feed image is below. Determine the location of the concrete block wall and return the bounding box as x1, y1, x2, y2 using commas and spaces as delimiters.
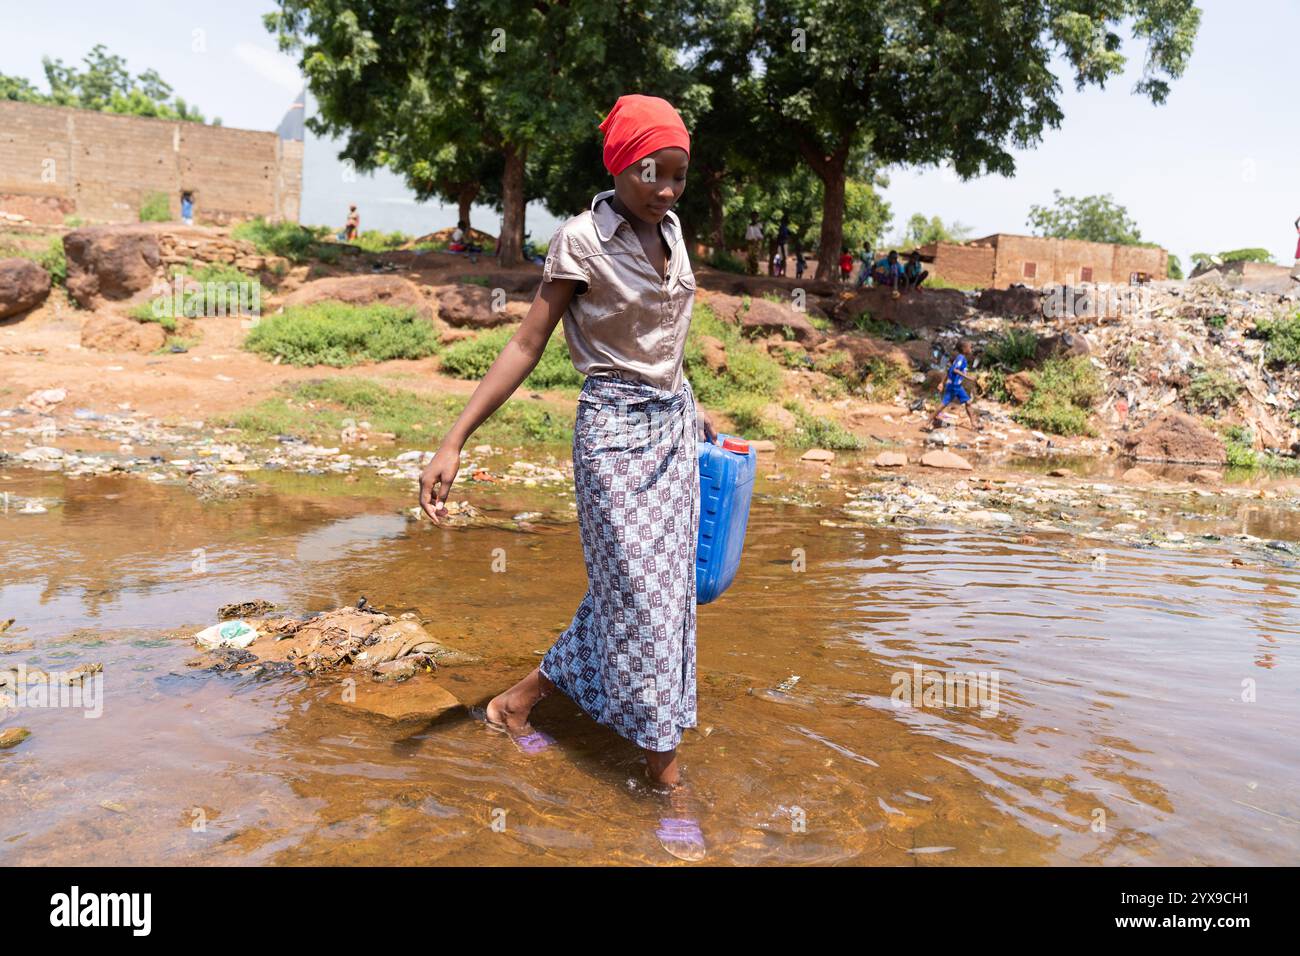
0, 101, 301, 225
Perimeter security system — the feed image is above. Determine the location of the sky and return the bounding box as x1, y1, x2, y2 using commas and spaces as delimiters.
4, 0, 1296, 266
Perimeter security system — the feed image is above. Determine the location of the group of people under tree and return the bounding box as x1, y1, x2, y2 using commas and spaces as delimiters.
741, 210, 929, 293
844, 246, 929, 295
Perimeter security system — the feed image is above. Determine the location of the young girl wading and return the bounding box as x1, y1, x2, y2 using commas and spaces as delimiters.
419, 95, 715, 859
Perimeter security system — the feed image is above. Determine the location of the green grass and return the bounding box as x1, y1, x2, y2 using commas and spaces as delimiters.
782, 400, 865, 450
1013, 356, 1101, 436
924, 274, 982, 291
218, 376, 573, 448
126, 301, 179, 331
1221, 425, 1300, 473
130, 262, 261, 323
232, 217, 339, 264
243, 302, 440, 367
439, 326, 583, 390
139, 191, 172, 222
0, 236, 67, 287
350, 230, 413, 253
851, 312, 912, 341
1253, 313, 1300, 366
684, 303, 784, 411
173, 261, 257, 286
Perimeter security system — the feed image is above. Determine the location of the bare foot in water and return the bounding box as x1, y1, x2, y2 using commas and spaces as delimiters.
485, 666, 554, 734
652, 773, 706, 862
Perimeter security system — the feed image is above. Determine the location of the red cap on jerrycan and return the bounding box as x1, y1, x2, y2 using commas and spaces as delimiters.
721, 437, 749, 454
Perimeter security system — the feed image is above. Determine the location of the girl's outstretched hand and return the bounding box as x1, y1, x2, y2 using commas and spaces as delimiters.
697, 403, 718, 444
419, 445, 461, 524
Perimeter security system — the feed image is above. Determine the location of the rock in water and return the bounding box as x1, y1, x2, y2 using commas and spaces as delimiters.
872, 451, 908, 467
920, 450, 973, 471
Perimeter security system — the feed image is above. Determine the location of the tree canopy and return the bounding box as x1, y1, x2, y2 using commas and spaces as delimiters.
0, 44, 218, 124
1027, 190, 1143, 245
266, 0, 1199, 270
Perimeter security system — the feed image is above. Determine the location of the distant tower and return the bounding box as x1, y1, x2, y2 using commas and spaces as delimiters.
277, 89, 305, 141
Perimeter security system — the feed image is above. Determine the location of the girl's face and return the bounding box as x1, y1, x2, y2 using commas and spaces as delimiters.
613, 147, 689, 225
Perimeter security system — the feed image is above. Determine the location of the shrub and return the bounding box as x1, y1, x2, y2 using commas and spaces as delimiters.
852, 312, 911, 341
1187, 362, 1243, 411
351, 230, 411, 253
1223, 425, 1258, 469
243, 302, 439, 367
440, 326, 583, 390
984, 328, 1039, 371
233, 217, 338, 263
1253, 313, 1300, 366
139, 191, 172, 222
783, 400, 865, 450
1013, 356, 1100, 436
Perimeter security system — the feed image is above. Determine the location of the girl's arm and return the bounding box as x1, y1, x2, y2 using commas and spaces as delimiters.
419, 278, 578, 522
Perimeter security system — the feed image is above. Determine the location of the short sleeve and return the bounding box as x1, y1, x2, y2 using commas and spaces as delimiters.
542, 226, 590, 295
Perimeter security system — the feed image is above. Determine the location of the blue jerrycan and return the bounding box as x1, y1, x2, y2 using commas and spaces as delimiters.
696, 434, 757, 604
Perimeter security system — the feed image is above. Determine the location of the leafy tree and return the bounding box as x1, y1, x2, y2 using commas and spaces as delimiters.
894, 213, 970, 249
1027, 190, 1143, 245
1166, 254, 1183, 280
745, 1, 1199, 279
267, 0, 691, 265
1, 44, 216, 123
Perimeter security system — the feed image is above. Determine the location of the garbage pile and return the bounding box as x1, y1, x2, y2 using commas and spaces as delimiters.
1086, 283, 1299, 454
191, 603, 480, 682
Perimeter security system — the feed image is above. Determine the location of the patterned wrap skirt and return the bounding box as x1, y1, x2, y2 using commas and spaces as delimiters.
540, 373, 700, 752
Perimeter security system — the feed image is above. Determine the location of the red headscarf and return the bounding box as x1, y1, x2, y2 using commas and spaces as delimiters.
598, 94, 691, 176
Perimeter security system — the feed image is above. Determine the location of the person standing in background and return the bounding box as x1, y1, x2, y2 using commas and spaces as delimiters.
180, 191, 194, 226
744, 212, 764, 275
344, 204, 360, 242
1292, 215, 1300, 283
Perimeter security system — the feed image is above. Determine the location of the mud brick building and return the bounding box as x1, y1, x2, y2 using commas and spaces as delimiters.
916, 233, 1167, 288
0, 101, 302, 226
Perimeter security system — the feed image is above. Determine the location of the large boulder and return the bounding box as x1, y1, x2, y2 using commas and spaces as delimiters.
436, 283, 525, 328
812, 333, 912, 374
0, 258, 52, 319
1004, 370, 1036, 404
281, 274, 433, 320
1035, 330, 1091, 362
737, 296, 823, 344
64, 225, 162, 308
80, 312, 168, 353
836, 287, 968, 330
975, 285, 1041, 317
1122, 412, 1226, 465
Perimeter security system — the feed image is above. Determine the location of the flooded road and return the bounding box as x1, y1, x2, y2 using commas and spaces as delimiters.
2, 461, 1298, 865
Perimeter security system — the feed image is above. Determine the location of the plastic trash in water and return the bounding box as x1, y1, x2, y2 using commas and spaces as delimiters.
696, 434, 757, 604
194, 619, 260, 649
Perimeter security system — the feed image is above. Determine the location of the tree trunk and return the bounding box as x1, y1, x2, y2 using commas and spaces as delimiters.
797, 136, 851, 282
815, 172, 844, 281
497, 143, 526, 267
706, 172, 726, 253
457, 182, 478, 230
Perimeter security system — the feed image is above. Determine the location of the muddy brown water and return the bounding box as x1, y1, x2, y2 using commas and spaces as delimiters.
1, 462, 1297, 866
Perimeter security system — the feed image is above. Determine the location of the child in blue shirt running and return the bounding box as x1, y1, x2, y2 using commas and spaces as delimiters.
929, 339, 981, 431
